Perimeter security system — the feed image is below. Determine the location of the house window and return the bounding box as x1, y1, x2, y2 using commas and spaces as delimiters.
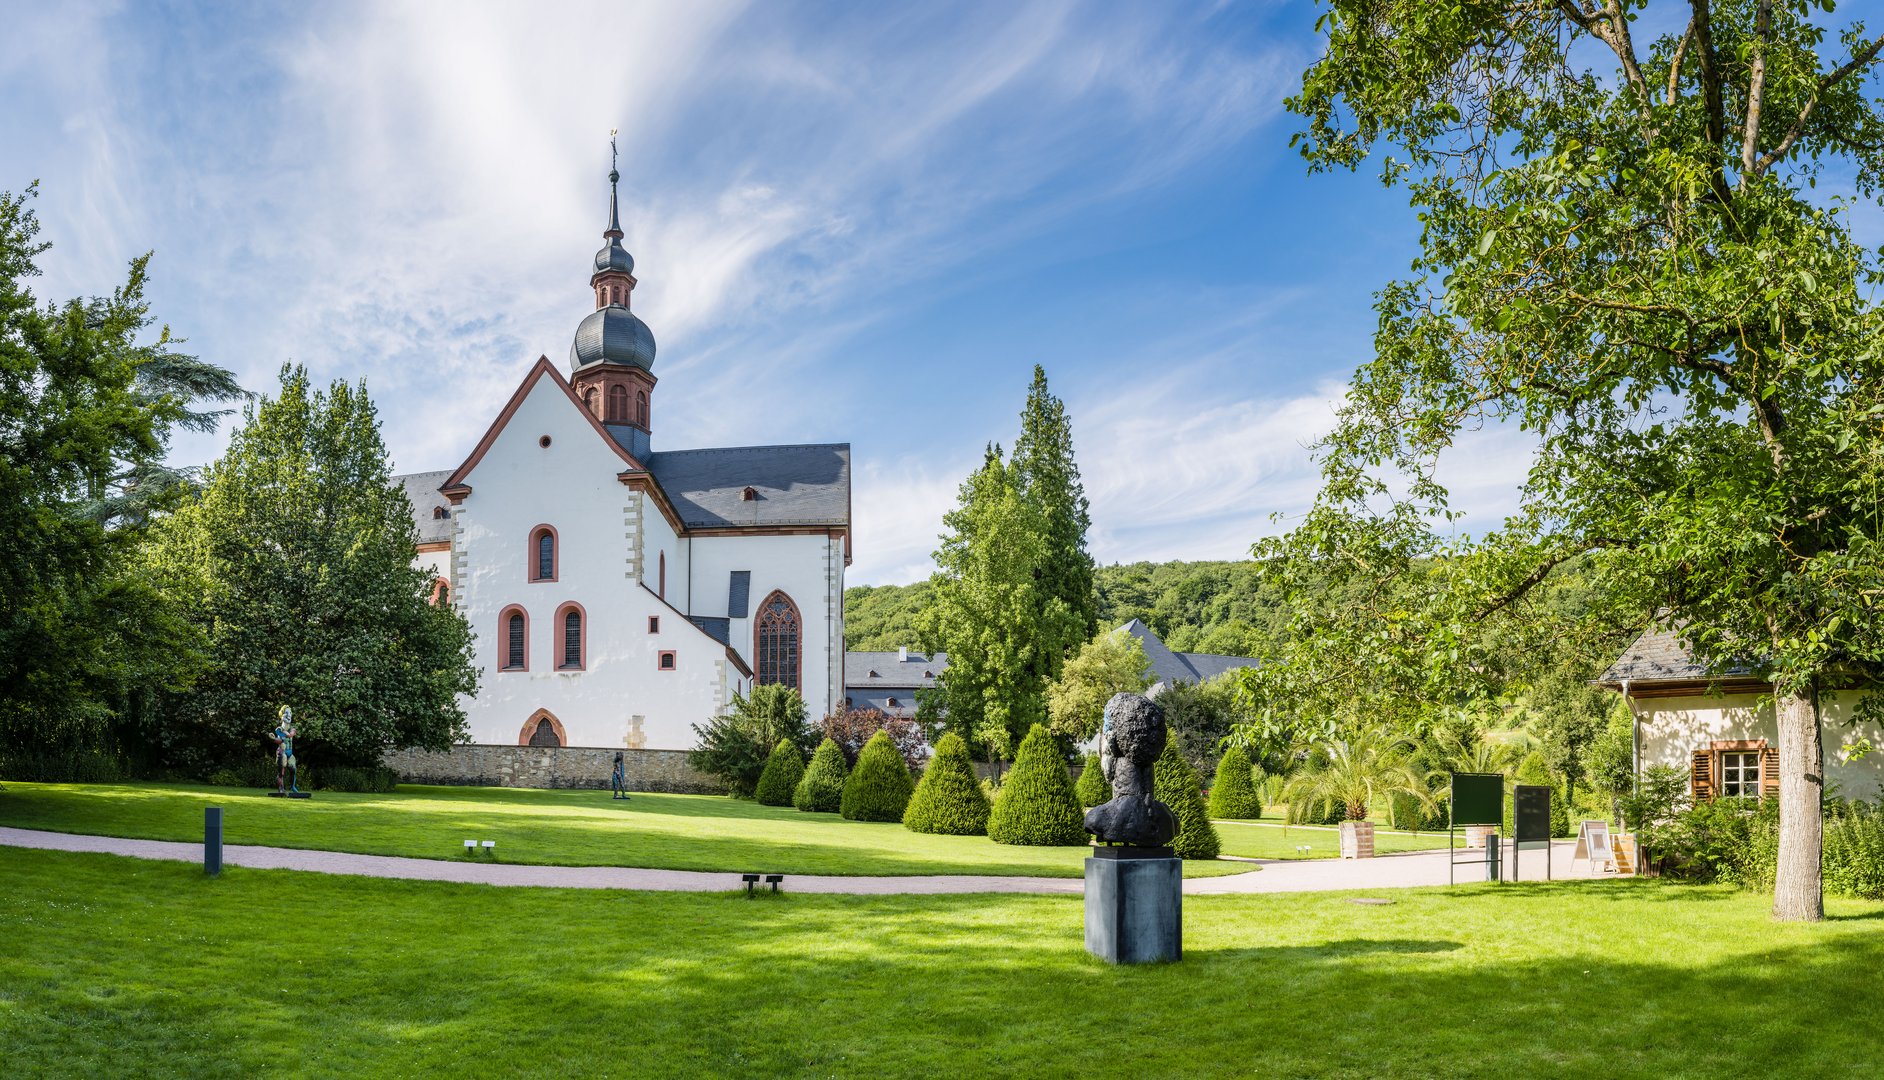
607, 384, 629, 423
1721, 751, 1761, 798
430, 578, 449, 606
557, 605, 584, 670
887, 697, 899, 708
530, 526, 557, 582
528, 718, 561, 747
432, 505, 449, 520
636, 390, 648, 426
659, 551, 666, 599
658, 650, 676, 671
648, 616, 660, 633
500, 607, 528, 671
754, 590, 801, 690
584, 387, 598, 417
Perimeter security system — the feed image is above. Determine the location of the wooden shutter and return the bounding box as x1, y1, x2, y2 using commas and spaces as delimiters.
1690, 749, 1714, 802
1760, 745, 1780, 800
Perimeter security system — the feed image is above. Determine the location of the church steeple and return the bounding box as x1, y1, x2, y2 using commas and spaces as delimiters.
571, 132, 658, 458
591, 130, 637, 310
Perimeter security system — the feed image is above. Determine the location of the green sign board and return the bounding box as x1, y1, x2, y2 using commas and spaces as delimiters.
1450, 772, 1503, 827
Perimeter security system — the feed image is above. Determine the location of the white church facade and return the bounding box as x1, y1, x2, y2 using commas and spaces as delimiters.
396, 164, 849, 752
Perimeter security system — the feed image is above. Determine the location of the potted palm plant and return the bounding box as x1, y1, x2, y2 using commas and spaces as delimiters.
1282, 728, 1439, 858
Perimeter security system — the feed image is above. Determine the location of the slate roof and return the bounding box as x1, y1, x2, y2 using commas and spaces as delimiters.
845, 651, 947, 689
395, 470, 455, 544
1598, 625, 1757, 686
643, 443, 850, 529
1119, 619, 1260, 688
688, 616, 731, 646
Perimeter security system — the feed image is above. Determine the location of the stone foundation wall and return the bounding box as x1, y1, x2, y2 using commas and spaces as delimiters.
384, 744, 723, 794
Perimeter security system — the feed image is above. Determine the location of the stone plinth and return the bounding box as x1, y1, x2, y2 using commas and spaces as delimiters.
1084, 848, 1181, 965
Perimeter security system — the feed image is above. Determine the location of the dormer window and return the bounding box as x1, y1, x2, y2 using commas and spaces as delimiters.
867, 669, 880, 679
741, 486, 758, 501
887, 697, 900, 708
432, 506, 449, 520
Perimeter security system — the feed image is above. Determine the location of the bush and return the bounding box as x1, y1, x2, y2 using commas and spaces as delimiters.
1207, 746, 1261, 820
0, 748, 125, 784
207, 768, 244, 787
689, 686, 811, 797
1154, 736, 1220, 859
988, 724, 1088, 846
1823, 802, 1884, 900
793, 738, 848, 813
821, 707, 927, 770
1286, 796, 1345, 825
1074, 753, 1110, 809
903, 733, 990, 835
840, 731, 915, 822
312, 765, 399, 793
754, 739, 806, 807
1389, 788, 1448, 832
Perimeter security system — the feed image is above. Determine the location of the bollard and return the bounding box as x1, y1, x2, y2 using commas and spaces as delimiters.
205, 806, 223, 877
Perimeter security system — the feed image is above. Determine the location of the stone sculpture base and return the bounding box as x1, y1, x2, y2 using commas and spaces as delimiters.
268, 791, 312, 799
1084, 848, 1181, 964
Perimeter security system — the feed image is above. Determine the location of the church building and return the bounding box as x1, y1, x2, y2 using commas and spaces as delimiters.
397, 163, 850, 752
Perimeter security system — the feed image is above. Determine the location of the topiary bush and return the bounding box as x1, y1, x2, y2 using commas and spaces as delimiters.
987, 724, 1088, 846
1074, 752, 1111, 809
794, 738, 848, 813
754, 739, 806, 807
840, 731, 915, 822
903, 733, 990, 835
1154, 735, 1220, 859
1207, 745, 1261, 820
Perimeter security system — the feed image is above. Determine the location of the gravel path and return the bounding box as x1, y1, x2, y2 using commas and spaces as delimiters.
0, 826, 1596, 896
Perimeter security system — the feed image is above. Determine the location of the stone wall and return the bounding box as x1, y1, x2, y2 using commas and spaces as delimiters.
384, 744, 723, 794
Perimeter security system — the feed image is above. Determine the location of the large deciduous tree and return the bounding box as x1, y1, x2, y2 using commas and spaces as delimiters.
1045, 628, 1152, 741
1012, 365, 1098, 639
141, 366, 477, 770
1278, 1, 1884, 921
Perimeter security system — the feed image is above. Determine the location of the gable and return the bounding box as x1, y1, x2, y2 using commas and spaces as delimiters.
442, 356, 641, 500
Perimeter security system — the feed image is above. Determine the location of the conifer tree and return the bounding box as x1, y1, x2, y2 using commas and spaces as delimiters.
903, 733, 990, 835
794, 738, 849, 813
1074, 752, 1111, 809
840, 730, 915, 822
987, 723, 1087, 846
1207, 745, 1261, 820
754, 738, 805, 807
1154, 735, 1220, 859
1012, 365, 1097, 639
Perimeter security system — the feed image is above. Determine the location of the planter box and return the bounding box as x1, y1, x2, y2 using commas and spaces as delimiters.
1339, 820, 1376, 859
1464, 824, 1498, 849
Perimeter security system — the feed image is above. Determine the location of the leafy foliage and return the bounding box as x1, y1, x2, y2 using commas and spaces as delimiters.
754, 739, 806, 807
1153, 736, 1220, 860
691, 685, 812, 798
820, 707, 926, 770
1074, 752, 1111, 809
987, 723, 1087, 846
902, 733, 990, 836
1281, 729, 1436, 824
1012, 365, 1098, 639
1207, 745, 1261, 820
1045, 629, 1151, 741
840, 731, 915, 822
793, 738, 848, 813
1158, 676, 1251, 778
845, 581, 935, 650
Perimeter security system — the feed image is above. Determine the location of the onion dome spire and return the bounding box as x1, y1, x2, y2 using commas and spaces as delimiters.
574, 130, 655, 372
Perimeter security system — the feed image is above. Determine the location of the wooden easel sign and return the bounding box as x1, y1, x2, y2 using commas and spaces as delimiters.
1573, 820, 1615, 872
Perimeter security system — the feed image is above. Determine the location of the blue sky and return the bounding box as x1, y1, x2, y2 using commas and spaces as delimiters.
2, 0, 1541, 583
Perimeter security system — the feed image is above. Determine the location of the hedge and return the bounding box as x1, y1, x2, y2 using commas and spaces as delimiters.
902, 733, 990, 835
988, 724, 1088, 846
840, 731, 915, 822
794, 738, 849, 813
1074, 752, 1111, 809
1154, 735, 1220, 859
754, 739, 806, 807
1206, 745, 1261, 820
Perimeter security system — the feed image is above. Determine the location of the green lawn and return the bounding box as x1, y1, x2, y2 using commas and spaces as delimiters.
3, 847, 1879, 1077
1215, 818, 1454, 860
0, 782, 1264, 878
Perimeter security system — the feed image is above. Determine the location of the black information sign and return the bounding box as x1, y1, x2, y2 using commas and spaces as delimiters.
1449, 772, 1503, 827
1514, 784, 1552, 844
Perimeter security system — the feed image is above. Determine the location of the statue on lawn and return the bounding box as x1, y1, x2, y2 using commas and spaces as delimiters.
611, 750, 630, 800
1083, 693, 1177, 849
269, 705, 303, 796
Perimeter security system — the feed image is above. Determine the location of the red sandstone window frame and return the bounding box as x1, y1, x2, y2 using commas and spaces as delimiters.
637, 389, 648, 427
529, 524, 558, 582
517, 708, 567, 747
648, 615, 660, 634
430, 577, 450, 606
607, 384, 629, 423
753, 589, 802, 691
498, 605, 529, 672
554, 601, 587, 671
658, 650, 677, 671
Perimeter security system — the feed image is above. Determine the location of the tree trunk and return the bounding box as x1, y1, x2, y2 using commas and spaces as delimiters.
1773, 685, 1824, 922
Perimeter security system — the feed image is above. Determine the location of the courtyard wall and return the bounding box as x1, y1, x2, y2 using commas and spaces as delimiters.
385, 744, 723, 794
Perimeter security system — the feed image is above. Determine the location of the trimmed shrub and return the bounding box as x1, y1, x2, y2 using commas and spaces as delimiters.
1286, 795, 1346, 825
988, 724, 1088, 846
310, 765, 399, 793
1154, 735, 1220, 860
1390, 789, 1448, 832
840, 731, 915, 822
754, 739, 806, 807
1074, 753, 1111, 809
903, 733, 990, 835
794, 738, 849, 813
1207, 746, 1261, 820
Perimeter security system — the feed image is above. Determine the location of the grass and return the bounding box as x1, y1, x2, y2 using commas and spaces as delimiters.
1214, 818, 1454, 860
3, 847, 1881, 1078
0, 782, 1260, 878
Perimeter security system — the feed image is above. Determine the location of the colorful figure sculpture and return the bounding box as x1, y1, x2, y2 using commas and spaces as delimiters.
611, 751, 630, 800
269, 706, 302, 795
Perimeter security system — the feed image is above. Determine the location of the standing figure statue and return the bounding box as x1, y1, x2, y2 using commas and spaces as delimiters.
1083, 693, 1177, 848
269, 706, 302, 795
611, 750, 630, 800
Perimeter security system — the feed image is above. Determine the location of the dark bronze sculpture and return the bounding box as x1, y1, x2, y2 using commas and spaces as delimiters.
1083, 693, 1177, 848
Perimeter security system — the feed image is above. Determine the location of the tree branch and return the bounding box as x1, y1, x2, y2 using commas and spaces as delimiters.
1474, 537, 1628, 621
1667, 18, 1695, 107
1752, 31, 1884, 177
1690, 0, 1732, 200
1739, 0, 1773, 188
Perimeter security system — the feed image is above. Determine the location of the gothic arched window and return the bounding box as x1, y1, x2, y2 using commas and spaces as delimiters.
606, 384, 629, 423
754, 591, 801, 690
500, 607, 528, 671
530, 526, 557, 582
557, 603, 585, 670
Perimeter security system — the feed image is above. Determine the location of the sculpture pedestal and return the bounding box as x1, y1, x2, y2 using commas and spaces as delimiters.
1084, 847, 1181, 964
268, 791, 312, 799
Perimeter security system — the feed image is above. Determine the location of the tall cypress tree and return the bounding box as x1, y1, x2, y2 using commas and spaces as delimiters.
1012, 365, 1097, 641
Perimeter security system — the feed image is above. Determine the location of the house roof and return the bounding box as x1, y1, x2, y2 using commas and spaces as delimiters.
845, 650, 947, 689
642, 443, 851, 529
396, 470, 455, 544
1119, 618, 1259, 688
1598, 625, 1758, 687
